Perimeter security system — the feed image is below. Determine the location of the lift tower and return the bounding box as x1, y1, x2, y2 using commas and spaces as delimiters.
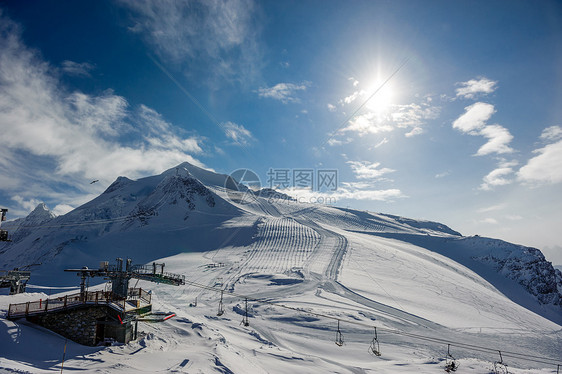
65, 258, 185, 299
1, 208, 10, 242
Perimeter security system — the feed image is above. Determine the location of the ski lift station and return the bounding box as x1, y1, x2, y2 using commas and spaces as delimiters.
6, 258, 184, 346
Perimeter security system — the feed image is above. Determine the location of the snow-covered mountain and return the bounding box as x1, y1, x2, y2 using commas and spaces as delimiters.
1, 162, 561, 373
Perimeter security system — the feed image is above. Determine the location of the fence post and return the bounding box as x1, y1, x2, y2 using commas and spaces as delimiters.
64, 295, 67, 308
25, 302, 29, 316
44, 298, 48, 312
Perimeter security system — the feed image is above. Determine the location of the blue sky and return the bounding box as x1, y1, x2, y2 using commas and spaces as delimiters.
1, 0, 561, 263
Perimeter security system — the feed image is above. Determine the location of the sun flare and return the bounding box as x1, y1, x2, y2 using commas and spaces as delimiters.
364, 80, 395, 114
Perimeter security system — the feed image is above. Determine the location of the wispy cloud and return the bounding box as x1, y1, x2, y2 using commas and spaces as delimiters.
340, 112, 394, 135
455, 77, 498, 99
347, 161, 394, 179
61, 60, 95, 77
222, 121, 255, 146
340, 89, 366, 105
392, 102, 441, 137
540, 125, 562, 142
0, 13, 206, 213
284, 185, 404, 202
118, 0, 262, 83
479, 160, 517, 190
480, 166, 515, 190
435, 171, 450, 179
327, 137, 352, 146
337, 93, 440, 138
477, 204, 506, 213
480, 217, 499, 225
257, 82, 309, 103
373, 138, 389, 148
453, 102, 514, 156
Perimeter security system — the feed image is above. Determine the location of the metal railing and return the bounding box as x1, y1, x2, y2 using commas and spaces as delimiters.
6, 288, 151, 319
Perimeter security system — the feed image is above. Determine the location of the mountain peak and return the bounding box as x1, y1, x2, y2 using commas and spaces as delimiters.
27, 203, 56, 222
161, 162, 238, 189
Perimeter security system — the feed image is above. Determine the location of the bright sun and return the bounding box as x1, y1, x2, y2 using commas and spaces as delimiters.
364, 80, 395, 114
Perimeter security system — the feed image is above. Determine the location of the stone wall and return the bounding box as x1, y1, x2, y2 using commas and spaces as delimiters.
28, 305, 115, 346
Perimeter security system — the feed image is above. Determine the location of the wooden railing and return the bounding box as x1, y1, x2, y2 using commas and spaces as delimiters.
6, 288, 150, 319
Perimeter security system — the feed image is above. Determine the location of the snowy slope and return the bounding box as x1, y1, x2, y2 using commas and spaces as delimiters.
1, 162, 561, 373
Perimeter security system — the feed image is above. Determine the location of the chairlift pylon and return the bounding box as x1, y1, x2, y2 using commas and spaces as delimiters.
493, 350, 509, 374
368, 327, 381, 356
335, 320, 344, 346
241, 298, 249, 327
217, 290, 224, 316
444, 344, 458, 372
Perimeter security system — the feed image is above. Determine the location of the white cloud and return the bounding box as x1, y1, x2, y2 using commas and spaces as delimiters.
477, 204, 506, 213
118, 0, 261, 82
0, 14, 206, 212
257, 82, 309, 103
480, 166, 515, 190
340, 112, 394, 135
540, 125, 562, 142
347, 161, 394, 179
327, 103, 336, 112
373, 138, 389, 148
405, 127, 423, 137
341, 89, 366, 105
455, 77, 498, 99
517, 140, 562, 185
222, 121, 255, 146
452, 102, 495, 134
391, 103, 440, 131
338, 100, 440, 138
68, 91, 129, 137
452, 102, 514, 157
435, 171, 450, 179
476, 124, 514, 156
138, 105, 203, 153
480, 217, 499, 225
11, 195, 43, 212
283, 186, 404, 203
61, 60, 95, 77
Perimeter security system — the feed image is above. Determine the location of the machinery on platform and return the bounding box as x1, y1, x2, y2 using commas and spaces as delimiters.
65, 258, 185, 299
0, 269, 31, 294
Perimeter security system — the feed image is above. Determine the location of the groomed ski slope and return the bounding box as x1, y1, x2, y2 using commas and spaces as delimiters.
1, 181, 561, 373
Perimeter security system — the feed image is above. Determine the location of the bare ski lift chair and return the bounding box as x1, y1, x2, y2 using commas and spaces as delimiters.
444, 344, 458, 372
368, 327, 381, 356
493, 350, 509, 374
335, 320, 344, 346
